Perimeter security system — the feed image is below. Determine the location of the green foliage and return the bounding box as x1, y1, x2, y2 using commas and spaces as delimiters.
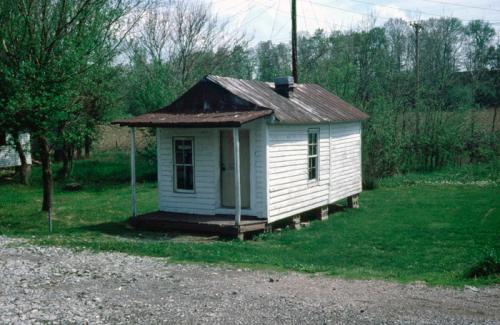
465, 249, 500, 279
66, 151, 157, 185
0, 0, 147, 208
0, 158, 498, 286
22, 151, 156, 187
138, 141, 158, 167
255, 41, 292, 81
123, 47, 179, 116
378, 160, 499, 187
293, 19, 499, 178
1, 2, 499, 209
0, 0, 132, 134
114, 15, 499, 181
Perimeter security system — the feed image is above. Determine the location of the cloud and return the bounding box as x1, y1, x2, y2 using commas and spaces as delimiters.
373, 4, 408, 21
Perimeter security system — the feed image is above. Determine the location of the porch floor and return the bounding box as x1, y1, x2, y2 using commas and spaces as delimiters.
130, 211, 267, 237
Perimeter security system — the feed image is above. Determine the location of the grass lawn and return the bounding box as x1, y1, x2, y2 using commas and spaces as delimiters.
0, 152, 499, 286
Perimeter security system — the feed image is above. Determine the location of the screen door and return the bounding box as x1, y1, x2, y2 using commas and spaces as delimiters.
220, 130, 250, 208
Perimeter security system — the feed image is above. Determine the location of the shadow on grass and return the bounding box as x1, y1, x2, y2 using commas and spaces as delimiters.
77, 220, 223, 242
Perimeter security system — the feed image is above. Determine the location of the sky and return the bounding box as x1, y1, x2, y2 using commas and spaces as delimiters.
203, 0, 500, 44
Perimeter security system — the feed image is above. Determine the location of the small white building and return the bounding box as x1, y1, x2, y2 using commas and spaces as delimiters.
113, 75, 368, 237
0, 132, 31, 169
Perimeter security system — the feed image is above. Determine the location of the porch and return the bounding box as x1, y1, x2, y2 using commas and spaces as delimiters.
120, 114, 268, 238
130, 211, 267, 238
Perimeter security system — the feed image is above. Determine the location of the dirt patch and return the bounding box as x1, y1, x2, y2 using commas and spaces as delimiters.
0, 237, 499, 324
95, 125, 153, 151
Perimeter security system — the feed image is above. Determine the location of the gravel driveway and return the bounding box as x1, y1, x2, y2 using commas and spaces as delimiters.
0, 236, 499, 324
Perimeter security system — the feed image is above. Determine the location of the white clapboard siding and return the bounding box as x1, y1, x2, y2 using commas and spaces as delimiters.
157, 128, 217, 215
0, 133, 32, 169
157, 119, 266, 217
267, 122, 362, 223
267, 124, 330, 222
329, 122, 362, 203
251, 120, 266, 218
155, 119, 361, 221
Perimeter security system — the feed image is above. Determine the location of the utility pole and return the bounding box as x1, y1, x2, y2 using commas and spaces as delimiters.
411, 22, 423, 106
291, 0, 298, 82
411, 21, 423, 135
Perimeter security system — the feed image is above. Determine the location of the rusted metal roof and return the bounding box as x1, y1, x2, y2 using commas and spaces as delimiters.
112, 110, 273, 128
112, 75, 368, 127
207, 75, 368, 123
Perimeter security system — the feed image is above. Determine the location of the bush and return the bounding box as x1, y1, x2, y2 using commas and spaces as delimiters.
464, 131, 499, 164
465, 249, 500, 279
362, 173, 378, 190
54, 150, 157, 186
139, 141, 157, 166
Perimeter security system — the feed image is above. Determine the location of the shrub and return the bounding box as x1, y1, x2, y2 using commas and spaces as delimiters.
465, 249, 500, 279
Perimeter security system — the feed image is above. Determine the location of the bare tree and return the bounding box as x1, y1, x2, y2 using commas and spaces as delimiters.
125, 0, 247, 114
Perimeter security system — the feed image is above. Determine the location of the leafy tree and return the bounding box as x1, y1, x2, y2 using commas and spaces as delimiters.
0, 0, 145, 211
255, 41, 291, 81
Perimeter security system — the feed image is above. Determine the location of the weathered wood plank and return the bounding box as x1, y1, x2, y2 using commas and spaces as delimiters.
130, 211, 267, 237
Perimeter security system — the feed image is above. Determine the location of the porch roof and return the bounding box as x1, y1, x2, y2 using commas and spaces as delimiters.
112, 110, 273, 128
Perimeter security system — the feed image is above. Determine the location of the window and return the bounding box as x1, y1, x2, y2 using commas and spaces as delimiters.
308, 129, 319, 180
173, 138, 194, 192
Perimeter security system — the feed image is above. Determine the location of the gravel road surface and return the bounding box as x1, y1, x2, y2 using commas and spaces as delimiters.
0, 236, 499, 324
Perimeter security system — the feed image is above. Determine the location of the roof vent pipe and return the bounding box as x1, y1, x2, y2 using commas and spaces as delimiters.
274, 76, 294, 98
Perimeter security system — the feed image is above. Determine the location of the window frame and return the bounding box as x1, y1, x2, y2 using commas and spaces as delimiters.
172, 137, 195, 193
307, 128, 319, 181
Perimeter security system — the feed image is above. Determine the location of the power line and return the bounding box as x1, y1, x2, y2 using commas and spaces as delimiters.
270, 0, 281, 40
342, 0, 500, 22
307, 0, 320, 26
238, 1, 276, 29
273, 19, 290, 40
304, 0, 499, 23
306, 0, 403, 24
301, 1, 309, 34
308, 0, 384, 18
215, 0, 500, 44
418, 0, 500, 13
253, 0, 348, 29
344, 0, 448, 18
224, 1, 255, 21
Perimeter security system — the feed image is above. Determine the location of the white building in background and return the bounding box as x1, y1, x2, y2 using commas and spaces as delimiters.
0, 132, 32, 168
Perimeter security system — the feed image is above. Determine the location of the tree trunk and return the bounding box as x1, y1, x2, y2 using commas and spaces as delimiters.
492, 106, 497, 133
75, 147, 82, 160
38, 136, 53, 212
61, 150, 70, 180
59, 143, 75, 180
14, 136, 31, 185
84, 136, 92, 159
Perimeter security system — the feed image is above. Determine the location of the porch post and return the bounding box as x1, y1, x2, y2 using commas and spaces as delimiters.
130, 127, 137, 217
233, 128, 241, 226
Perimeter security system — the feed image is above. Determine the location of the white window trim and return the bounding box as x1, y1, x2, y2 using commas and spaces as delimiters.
307, 128, 320, 182
173, 137, 195, 193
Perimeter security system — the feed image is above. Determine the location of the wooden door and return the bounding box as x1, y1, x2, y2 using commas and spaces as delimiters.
220, 130, 250, 208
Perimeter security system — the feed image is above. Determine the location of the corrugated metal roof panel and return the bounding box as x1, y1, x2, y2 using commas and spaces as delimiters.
207, 75, 368, 123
